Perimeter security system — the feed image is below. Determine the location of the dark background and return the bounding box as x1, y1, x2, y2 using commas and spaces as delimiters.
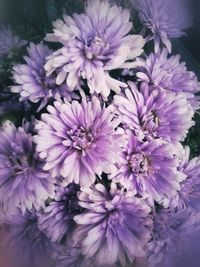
0, 0, 199, 70
184, 0, 200, 63
0, 0, 199, 74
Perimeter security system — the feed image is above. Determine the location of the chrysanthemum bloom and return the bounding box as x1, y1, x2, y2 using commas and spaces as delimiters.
114, 82, 194, 142
38, 183, 83, 243
34, 96, 124, 187
0, 121, 55, 212
169, 146, 200, 211
4, 209, 57, 267
44, 0, 145, 99
110, 131, 184, 203
0, 25, 26, 58
132, 0, 192, 52
136, 49, 200, 110
73, 183, 152, 267
11, 42, 77, 110
148, 208, 200, 267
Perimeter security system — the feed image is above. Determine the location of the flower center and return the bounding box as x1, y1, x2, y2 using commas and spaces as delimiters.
104, 196, 125, 226
64, 195, 83, 215
85, 33, 107, 59
128, 153, 149, 174
141, 110, 159, 138
68, 126, 94, 155
104, 201, 124, 231
38, 69, 57, 90
9, 144, 35, 175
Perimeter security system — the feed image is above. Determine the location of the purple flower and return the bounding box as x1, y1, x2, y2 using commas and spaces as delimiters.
169, 146, 200, 211
137, 49, 200, 110
0, 121, 55, 213
114, 82, 194, 142
148, 208, 200, 267
132, 0, 192, 52
38, 183, 82, 243
34, 96, 124, 187
44, 0, 145, 99
73, 183, 152, 266
0, 25, 26, 58
11, 42, 77, 110
4, 209, 57, 267
110, 131, 185, 203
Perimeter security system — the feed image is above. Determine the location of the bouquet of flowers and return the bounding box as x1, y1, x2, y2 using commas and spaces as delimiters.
0, 0, 200, 267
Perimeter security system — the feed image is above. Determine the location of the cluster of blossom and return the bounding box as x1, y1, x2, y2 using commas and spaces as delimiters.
0, 0, 200, 267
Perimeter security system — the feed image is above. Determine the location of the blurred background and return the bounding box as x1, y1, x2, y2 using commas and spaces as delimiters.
0, 0, 199, 61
